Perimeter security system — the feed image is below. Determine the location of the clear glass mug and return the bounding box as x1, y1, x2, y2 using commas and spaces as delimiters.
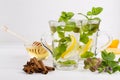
41, 19, 111, 70
79, 20, 112, 58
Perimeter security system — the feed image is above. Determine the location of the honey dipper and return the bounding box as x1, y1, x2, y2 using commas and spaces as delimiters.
0, 26, 49, 59
0, 26, 42, 45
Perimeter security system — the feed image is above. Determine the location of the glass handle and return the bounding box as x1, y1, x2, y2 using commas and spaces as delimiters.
96, 30, 112, 54
40, 33, 53, 55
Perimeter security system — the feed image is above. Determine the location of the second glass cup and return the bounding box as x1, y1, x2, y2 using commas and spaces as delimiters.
42, 19, 111, 70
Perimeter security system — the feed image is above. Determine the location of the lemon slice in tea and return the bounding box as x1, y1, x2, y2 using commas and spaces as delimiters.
61, 35, 77, 58
80, 39, 93, 57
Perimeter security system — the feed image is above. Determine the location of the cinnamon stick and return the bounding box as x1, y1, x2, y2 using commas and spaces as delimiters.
38, 60, 48, 74
23, 57, 54, 74
45, 66, 55, 71
32, 57, 42, 69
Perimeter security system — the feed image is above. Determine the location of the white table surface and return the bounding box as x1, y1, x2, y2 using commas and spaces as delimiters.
0, 43, 120, 80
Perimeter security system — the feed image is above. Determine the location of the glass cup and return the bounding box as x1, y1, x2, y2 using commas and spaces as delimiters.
41, 19, 111, 70
77, 19, 112, 69
48, 20, 81, 70
79, 19, 112, 58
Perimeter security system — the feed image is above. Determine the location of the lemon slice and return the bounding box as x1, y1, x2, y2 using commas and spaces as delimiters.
80, 39, 93, 56
108, 39, 119, 48
61, 35, 77, 58
106, 48, 120, 55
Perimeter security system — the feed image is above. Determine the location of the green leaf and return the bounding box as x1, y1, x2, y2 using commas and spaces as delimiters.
58, 11, 74, 22
56, 26, 64, 38
81, 51, 94, 58
87, 11, 92, 16
57, 31, 64, 38
64, 21, 76, 31
118, 58, 120, 62
62, 36, 71, 42
101, 50, 115, 61
59, 36, 71, 44
82, 24, 90, 32
80, 33, 89, 44
92, 7, 103, 15
58, 60, 76, 66
81, 22, 99, 36
56, 26, 63, 32
98, 67, 104, 73
88, 23, 99, 33
113, 66, 120, 73
53, 43, 67, 60
73, 27, 80, 33
67, 12, 74, 19
108, 61, 118, 68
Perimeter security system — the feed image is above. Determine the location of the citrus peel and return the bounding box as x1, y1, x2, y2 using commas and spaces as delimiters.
61, 35, 77, 58
80, 39, 93, 56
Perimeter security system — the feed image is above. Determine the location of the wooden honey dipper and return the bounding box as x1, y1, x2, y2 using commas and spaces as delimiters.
0, 26, 49, 59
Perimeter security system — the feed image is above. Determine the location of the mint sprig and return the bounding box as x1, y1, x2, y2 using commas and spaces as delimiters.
87, 7, 103, 16
84, 50, 120, 74
58, 11, 74, 22
58, 60, 77, 66
78, 7, 103, 20
98, 51, 120, 74
79, 7, 102, 44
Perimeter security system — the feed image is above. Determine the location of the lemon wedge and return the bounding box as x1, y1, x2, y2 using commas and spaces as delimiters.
108, 39, 119, 48
61, 35, 77, 58
80, 39, 93, 56
106, 48, 120, 55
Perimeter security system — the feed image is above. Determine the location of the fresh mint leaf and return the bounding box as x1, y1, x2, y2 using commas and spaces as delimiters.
56, 26, 63, 32
87, 11, 92, 16
99, 50, 120, 74
86, 7, 103, 20
58, 11, 74, 22
84, 50, 120, 74
81, 51, 94, 58
89, 23, 99, 33
64, 21, 76, 31
73, 27, 80, 33
56, 26, 65, 38
82, 24, 90, 32
67, 12, 74, 19
59, 36, 71, 44
118, 58, 120, 62
58, 60, 76, 66
82, 23, 99, 36
101, 50, 115, 61
113, 66, 120, 73
80, 33, 89, 44
108, 61, 118, 68
57, 32, 64, 38
98, 67, 104, 73
53, 43, 67, 60
92, 7, 103, 15
59, 37, 70, 42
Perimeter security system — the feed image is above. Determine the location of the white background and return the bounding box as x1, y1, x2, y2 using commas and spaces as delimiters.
0, 0, 120, 80
0, 0, 120, 43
